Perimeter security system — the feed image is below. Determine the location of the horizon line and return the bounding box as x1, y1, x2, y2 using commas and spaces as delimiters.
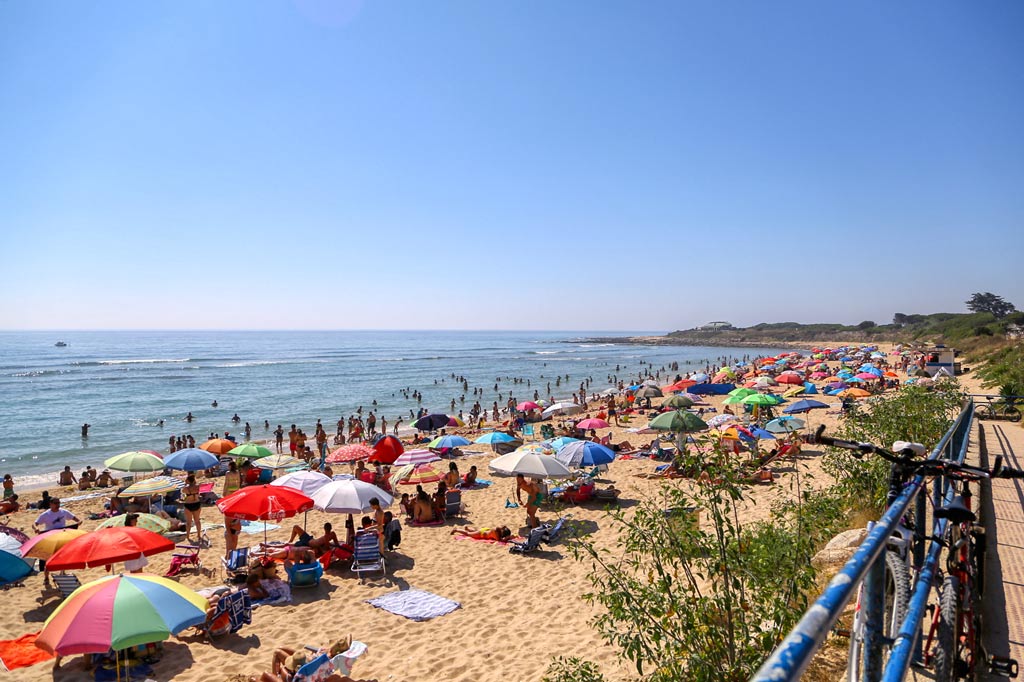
0, 328, 667, 334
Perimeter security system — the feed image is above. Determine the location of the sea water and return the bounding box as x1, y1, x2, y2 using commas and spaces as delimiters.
0, 331, 788, 488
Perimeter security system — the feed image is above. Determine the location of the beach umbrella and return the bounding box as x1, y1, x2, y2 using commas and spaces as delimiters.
634, 385, 663, 398
228, 443, 274, 459
96, 514, 172, 535
705, 414, 737, 428
447, 416, 465, 427
396, 462, 446, 486
368, 435, 404, 464
118, 476, 185, 497
554, 441, 616, 468
749, 427, 776, 440
776, 374, 803, 385
546, 436, 580, 450
271, 470, 332, 496
162, 448, 219, 472
664, 395, 695, 409
428, 435, 471, 449
802, 382, 819, 394
326, 444, 375, 463
0, 525, 31, 545
473, 432, 516, 445
723, 394, 748, 405
393, 449, 441, 466
809, 371, 828, 380
783, 386, 805, 398
838, 388, 871, 398
598, 388, 618, 397
0, 546, 32, 586
489, 451, 573, 479
741, 393, 778, 406
21, 529, 90, 560
648, 410, 708, 433
105, 451, 165, 473
36, 574, 208, 656
728, 387, 756, 397
542, 402, 583, 418
216, 485, 314, 522
516, 401, 541, 412
0, 534, 22, 556
47, 527, 175, 571
254, 454, 305, 470
515, 442, 556, 456
413, 414, 450, 431
575, 418, 610, 430
199, 438, 237, 455
766, 417, 806, 434
855, 372, 879, 381
783, 399, 829, 414
690, 373, 709, 382
663, 379, 696, 392
311, 479, 393, 514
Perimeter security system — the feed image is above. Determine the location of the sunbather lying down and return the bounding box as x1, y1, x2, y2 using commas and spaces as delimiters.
254, 636, 377, 682
450, 525, 512, 541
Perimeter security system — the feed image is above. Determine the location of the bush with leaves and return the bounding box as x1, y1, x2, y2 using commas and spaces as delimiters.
566, 443, 825, 682
822, 380, 966, 514
543, 657, 607, 682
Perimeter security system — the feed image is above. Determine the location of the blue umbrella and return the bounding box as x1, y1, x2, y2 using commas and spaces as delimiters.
0, 547, 32, 587
429, 435, 471, 449
474, 432, 516, 445
783, 399, 829, 414
547, 436, 580, 451
766, 417, 806, 434
749, 427, 776, 440
163, 448, 220, 471
554, 440, 616, 468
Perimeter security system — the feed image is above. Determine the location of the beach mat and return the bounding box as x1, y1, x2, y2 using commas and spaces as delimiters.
461, 478, 493, 489
453, 533, 521, 546
365, 588, 461, 621
239, 522, 280, 535
0, 632, 55, 671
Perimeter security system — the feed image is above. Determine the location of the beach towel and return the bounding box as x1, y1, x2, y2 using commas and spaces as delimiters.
251, 578, 291, 607
240, 521, 280, 535
0, 632, 54, 671
365, 588, 461, 621
61, 491, 109, 503
453, 533, 521, 546
461, 478, 493, 489
410, 518, 444, 527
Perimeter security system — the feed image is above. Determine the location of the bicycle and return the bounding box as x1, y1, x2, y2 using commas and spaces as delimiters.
812, 426, 1021, 681
974, 398, 1022, 423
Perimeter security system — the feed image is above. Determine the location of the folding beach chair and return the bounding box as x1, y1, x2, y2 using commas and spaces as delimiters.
221, 547, 249, 581
521, 424, 536, 441
443, 490, 462, 518
199, 589, 252, 639
350, 531, 385, 581
165, 544, 201, 577
53, 572, 81, 599
541, 517, 567, 544
509, 526, 547, 555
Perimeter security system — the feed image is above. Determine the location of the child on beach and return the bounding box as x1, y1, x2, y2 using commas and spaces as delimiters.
2, 474, 12, 499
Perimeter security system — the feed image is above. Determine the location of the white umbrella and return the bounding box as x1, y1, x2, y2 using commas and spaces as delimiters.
542, 402, 583, 418
0, 534, 22, 556
393, 449, 440, 466
599, 388, 618, 397
271, 470, 332, 496
489, 451, 573, 478
311, 479, 394, 514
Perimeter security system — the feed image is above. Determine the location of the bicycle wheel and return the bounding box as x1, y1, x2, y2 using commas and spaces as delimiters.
1005, 407, 1021, 423
846, 551, 911, 682
974, 404, 993, 420
934, 574, 962, 682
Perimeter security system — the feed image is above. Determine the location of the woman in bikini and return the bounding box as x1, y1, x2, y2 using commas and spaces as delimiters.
181, 474, 203, 542
450, 525, 511, 541
223, 460, 241, 497
444, 462, 460, 489
224, 514, 242, 558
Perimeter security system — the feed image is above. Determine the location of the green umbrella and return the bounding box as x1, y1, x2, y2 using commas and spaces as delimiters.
741, 393, 779, 406
105, 451, 166, 473
228, 443, 274, 459
96, 513, 172, 535
728, 387, 756, 397
723, 394, 748, 405
664, 395, 695, 409
648, 410, 708, 433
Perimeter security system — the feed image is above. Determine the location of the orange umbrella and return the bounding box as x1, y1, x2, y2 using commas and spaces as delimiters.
838, 388, 870, 398
199, 438, 237, 455
397, 462, 445, 486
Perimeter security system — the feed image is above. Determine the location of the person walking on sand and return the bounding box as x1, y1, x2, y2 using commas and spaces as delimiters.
181, 474, 203, 542
274, 424, 284, 453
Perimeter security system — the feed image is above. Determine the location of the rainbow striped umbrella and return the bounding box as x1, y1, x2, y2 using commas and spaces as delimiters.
397, 462, 445, 486
253, 454, 305, 470
36, 574, 208, 655
118, 475, 184, 497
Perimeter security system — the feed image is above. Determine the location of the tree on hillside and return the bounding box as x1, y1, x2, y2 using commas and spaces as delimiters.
893, 313, 908, 326
966, 292, 1016, 318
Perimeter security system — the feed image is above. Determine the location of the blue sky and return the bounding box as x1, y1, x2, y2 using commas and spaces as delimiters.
2, 1, 1022, 331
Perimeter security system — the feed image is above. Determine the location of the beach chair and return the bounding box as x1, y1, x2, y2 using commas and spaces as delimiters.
293, 653, 333, 682
509, 526, 547, 554
200, 589, 252, 639
52, 573, 81, 600
351, 531, 385, 581
540, 424, 555, 439
165, 544, 201, 577
221, 547, 249, 581
443, 490, 463, 518
521, 424, 536, 441
542, 517, 566, 544
287, 560, 324, 588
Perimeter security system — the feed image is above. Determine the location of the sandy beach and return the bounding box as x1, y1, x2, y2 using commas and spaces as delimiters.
0, 342, 971, 682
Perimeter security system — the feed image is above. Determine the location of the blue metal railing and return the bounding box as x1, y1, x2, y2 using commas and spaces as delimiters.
751, 400, 973, 682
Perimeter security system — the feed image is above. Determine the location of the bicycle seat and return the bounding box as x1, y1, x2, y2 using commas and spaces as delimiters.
892, 441, 927, 457
935, 495, 976, 524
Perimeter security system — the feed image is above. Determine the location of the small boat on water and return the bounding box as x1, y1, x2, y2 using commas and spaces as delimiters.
54, 341, 67, 347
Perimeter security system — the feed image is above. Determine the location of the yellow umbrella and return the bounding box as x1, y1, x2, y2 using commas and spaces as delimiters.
21, 529, 88, 560
783, 386, 805, 398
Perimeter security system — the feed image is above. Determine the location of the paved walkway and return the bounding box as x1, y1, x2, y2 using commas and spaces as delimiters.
977, 419, 1024, 680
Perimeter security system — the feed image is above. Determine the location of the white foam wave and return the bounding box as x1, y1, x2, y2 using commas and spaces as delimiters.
99, 358, 190, 365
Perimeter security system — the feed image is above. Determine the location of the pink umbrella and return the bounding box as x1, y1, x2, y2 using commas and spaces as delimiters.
855, 372, 880, 381
810, 372, 828, 380
393, 449, 440, 466
575, 418, 609, 430
516, 401, 541, 412
326, 444, 375, 463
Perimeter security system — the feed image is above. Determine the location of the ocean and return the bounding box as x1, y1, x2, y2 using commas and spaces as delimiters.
0, 331, 789, 488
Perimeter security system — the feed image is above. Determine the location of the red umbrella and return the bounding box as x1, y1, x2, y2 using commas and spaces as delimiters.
663, 379, 695, 392
326, 444, 375, 463
368, 436, 404, 465
216, 485, 313, 521
776, 374, 803, 385
46, 527, 175, 571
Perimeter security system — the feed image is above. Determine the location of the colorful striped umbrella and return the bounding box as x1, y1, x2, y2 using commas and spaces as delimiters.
21, 529, 88, 560
36, 574, 208, 655
199, 438, 237, 455
104, 451, 165, 473
96, 513, 172, 535
393, 449, 440, 466
396, 463, 446, 486
46, 527, 176, 571
515, 442, 555, 456
118, 475, 184, 497
326, 444, 375, 463
427, 435, 471, 449
253, 454, 305, 470
228, 443, 274, 459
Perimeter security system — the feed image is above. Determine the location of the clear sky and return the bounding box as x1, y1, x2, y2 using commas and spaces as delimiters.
2, 1, 1022, 331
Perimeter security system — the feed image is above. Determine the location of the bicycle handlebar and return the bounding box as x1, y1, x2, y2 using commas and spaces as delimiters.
810, 425, 1024, 480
